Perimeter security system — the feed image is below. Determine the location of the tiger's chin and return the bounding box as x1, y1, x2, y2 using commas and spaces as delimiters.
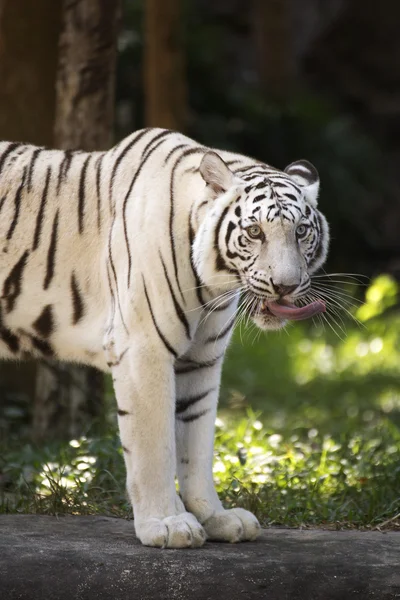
251, 312, 287, 331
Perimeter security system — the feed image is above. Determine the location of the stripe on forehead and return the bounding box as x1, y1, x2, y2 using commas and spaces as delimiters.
236, 165, 303, 199
246, 180, 303, 209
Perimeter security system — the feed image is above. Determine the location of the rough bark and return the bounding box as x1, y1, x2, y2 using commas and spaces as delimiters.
33, 0, 121, 441
0, 0, 61, 145
0, 0, 62, 440
144, 0, 187, 130
54, 0, 120, 151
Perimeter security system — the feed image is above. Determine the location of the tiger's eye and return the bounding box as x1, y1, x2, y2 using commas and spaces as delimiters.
296, 224, 308, 237
247, 224, 262, 239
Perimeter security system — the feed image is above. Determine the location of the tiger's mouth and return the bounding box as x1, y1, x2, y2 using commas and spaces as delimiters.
253, 298, 326, 322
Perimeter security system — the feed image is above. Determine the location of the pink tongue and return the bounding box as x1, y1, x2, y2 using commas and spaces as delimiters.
267, 300, 326, 321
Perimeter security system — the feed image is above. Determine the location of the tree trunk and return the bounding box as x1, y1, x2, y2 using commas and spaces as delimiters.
0, 0, 62, 441
144, 0, 187, 130
54, 0, 120, 151
33, 0, 121, 441
0, 0, 61, 144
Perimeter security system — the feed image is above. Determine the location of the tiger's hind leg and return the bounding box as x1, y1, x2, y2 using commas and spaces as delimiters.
175, 359, 261, 543
105, 327, 206, 548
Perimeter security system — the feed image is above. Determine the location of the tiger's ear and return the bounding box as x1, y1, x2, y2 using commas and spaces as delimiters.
200, 151, 235, 197
284, 160, 320, 207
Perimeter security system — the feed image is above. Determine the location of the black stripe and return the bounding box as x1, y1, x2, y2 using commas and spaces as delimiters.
27, 148, 42, 193
123, 131, 173, 287
33, 166, 51, 250
284, 193, 298, 202
174, 354, 224, 374
33, 305, 54, 337
188, 210, 205, 305
78, 156, 90, 234
243, 256, 257, 272
117, 408, 130, 416
283, 208, 296, 221
1, 328, 20, 353
31, 336, 53, 356
164, 143, 188, 163
95, 154, 104, 231
176, 388, 214, 414
43, 210, 59, 290
225, 220, 236, 248
178, 409, 210, 423
214, 206, 230, 271
238, 232, 248, 245
7, 167, 27, 240
296, 279, 310, 293
56, 150, 73, 194
70, 272, 85, 324
108, 128, 152, 210
309, 214, 324, 269
250, 282, 270, 294
0, 195, 7, 213
122, 446, 130, 453
3, 250, 29, 313
169, 148, 206, 301
142, 129, 173, 159
159, 251, 191, 339
142, 275, 177, 357
205, 319, 234, 343
252, 274, 271, 285
0, 143, 22, 178
0, 305, 19, 352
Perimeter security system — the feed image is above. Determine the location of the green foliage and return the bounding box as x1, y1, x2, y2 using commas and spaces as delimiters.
214, 412, 399, 528
1, 277, 399, 530
0, 433, 129, 517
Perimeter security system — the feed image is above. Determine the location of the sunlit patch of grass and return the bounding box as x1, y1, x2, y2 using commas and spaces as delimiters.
214, 412, 400, 530
0, 434, 130, 518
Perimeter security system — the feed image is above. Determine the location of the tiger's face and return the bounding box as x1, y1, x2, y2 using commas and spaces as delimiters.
193, 152, 329, 330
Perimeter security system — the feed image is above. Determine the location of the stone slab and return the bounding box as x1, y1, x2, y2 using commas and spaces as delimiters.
0, 515, 399, 599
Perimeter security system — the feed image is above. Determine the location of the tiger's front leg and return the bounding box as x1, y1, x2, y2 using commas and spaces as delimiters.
108, 335, 206, 548
175, 359, 261, 543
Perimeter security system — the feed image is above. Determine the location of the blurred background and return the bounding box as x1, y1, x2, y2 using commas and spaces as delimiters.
0, 0, 399, 530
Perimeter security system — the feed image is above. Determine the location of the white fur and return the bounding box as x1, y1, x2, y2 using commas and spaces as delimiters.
0, 130, 328, 548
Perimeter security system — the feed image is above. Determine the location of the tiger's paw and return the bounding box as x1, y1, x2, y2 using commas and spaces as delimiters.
135, 512, 206, 548
203, 507, 261, 543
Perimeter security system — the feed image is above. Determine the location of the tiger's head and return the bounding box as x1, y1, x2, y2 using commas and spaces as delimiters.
192, 152, 330, 330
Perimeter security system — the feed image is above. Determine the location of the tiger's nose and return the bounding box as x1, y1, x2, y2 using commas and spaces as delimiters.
271, 282, 298, 297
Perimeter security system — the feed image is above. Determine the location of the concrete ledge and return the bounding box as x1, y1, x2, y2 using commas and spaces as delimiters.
0, 515, 399, 599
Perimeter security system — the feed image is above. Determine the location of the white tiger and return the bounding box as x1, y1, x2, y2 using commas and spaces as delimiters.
0, 128, 329, 548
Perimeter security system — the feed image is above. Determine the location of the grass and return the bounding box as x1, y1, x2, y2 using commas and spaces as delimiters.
1, 275, 399, 530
